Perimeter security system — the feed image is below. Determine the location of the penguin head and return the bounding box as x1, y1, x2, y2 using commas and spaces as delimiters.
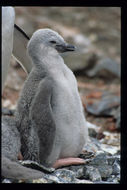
27, 28, 76, 55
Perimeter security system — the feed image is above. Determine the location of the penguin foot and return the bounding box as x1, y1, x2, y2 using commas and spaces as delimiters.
53, 157, 86, 169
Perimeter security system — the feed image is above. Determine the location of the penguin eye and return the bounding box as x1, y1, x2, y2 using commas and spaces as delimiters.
50, 40, 56, 44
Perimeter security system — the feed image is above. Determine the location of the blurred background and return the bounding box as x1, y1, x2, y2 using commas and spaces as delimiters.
2, 7, 120, 149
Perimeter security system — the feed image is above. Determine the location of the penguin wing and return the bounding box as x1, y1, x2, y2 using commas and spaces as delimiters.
12, 24, 33, 74
2, 156, 43, 180
29, 77, 56, 164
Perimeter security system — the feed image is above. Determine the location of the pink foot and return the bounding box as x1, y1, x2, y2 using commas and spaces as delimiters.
52, 157, 86, 169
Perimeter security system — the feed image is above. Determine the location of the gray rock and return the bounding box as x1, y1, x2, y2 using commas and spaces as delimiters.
65, 165, 85, 179
107, 174, 120, 183
100, 143, 120, 155
86, 94, 120, 117
44, 174, 65, 183
2, 179, 12, 183
83, 137, 102, 154
86, 58, 120, 79
90, 152, 107, 165
88, 152, 113, 179
94, 181, 119, 184
53, 169, 77, 183
74, 178, 93, 183
112, 160, 120, 175
3, 150, 120, 183
28, 174, 65, 183
64, 52, 98, 72
88, 127, 97, 138
97, 164, 113, 179
84, 166, 102, 182
110, 106, 120, 130
107, 154, 120, 165
26, 177, 48, 183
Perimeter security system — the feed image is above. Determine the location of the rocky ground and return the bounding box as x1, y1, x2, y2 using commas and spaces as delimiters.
2, 7, 120, 183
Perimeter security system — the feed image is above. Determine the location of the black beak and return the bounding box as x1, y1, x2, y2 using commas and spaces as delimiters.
55, 43, 76, 53
65, 44, 76, 52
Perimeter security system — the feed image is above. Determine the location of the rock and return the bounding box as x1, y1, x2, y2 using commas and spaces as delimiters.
110, 106, 120, 130
86, 58, 120, 79
112, 160, 120, 175
82, 137, 103, 157
99, 131, 120, 155
43, 174, 65, 183
87, 121, 101, 138
29, 177, 48, 183
100, 144, 120, 155
74, 179, 93, 183
94, 181, 119, 184
88, 128, 98, 138
88, 152, 113, 179
65, 165, 85, 179
90, 151, 107, 165
98, 164, 113, 179
106, 174, 120, 183
67, 142, 119, 183
27, 168, 94, 183
107, 154, 120, 165
2, 147, 120, 183
107, 154, 120, 176
52, 169, 77, 183
86, 94, 120, 117
84, 166, 102, 182
26, 174, 65, 183
63, 52, 98, 72
2, 179, 12, 183
85, 151, 120, 183
2, 100, 12, 109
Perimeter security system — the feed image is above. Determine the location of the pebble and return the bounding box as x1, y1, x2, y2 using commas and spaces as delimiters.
2, 179, 12, 183
87, 121, 101, 138
84, 166, 102, 182
112, 160, 120, 175
65, 165, 85, 178
52, 169, 77, 183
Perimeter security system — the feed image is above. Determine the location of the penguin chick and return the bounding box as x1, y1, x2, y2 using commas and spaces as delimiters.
2, 116, 44, 180
15, 29, 88, 168
2, 116, 21, 162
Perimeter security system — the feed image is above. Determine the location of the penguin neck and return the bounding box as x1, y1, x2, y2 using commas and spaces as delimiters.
31, 47, 65, 74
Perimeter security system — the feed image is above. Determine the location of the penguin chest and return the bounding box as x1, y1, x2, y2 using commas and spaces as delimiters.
51, 75, 87, 157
